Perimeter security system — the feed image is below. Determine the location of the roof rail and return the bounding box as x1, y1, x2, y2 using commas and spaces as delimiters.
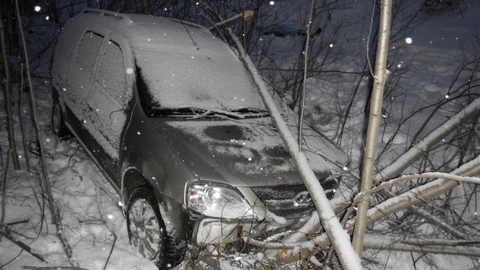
82, 8, 132, 22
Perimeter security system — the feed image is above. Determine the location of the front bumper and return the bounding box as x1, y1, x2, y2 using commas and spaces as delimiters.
192, 215, 309, 246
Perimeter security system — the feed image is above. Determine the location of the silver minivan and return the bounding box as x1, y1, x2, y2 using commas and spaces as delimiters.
51, 9, 347, 268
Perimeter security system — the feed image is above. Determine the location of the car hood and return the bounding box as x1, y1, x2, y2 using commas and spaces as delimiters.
154, 117, 346, 187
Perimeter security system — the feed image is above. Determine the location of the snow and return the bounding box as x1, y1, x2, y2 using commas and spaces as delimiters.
0, 145, 157, 269
1, 0, 480, 269
125, 15, 266, 111
367, 155, 480, 228
52, 18, 131, 160
165, 119, 295, 176
374, 97, 480, 183
230, 28, 363, 269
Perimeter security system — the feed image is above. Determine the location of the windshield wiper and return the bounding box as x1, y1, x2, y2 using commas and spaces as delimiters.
154, 107, 268, 119
232, 108, 269, 118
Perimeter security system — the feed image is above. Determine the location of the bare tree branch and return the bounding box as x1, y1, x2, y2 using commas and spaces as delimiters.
261, 153, 480, 264
374, 97, 480, 183
22, 266, 88, 270
363, 235, 480, 257
380, 190, 467, 239
228, 27, 363, 270
367, 154, 480, 225
355, 172, 480, 203
0, 228, 46, 262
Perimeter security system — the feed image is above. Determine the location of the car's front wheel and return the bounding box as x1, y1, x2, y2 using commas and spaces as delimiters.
126, 188, 168, 268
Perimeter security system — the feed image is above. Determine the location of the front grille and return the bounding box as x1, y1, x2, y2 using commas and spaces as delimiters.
251, 180, 336, 220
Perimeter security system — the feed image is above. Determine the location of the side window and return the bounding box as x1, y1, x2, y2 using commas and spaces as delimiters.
85, 39, 130, 159
75, 31, 104, 71
96, 41, 127, 106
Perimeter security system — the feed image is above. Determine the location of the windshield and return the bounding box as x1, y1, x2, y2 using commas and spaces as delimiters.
133, 27, 266, 115
136, 65, 268, 119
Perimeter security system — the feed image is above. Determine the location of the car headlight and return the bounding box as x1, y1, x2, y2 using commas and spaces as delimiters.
187, 183, 255, 219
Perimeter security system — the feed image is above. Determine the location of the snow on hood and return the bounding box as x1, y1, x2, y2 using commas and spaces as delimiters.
156, 117, 335, 187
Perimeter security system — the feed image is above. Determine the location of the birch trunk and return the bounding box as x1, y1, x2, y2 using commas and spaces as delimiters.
352, 0, 393, 255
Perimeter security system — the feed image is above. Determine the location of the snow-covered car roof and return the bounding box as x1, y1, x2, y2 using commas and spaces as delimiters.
79, 9, 266, 112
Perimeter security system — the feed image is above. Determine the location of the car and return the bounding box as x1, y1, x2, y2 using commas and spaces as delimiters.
51, 8, 348, 268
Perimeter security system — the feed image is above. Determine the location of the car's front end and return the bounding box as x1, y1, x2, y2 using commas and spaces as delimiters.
154, 117, 339, 246
186, 180, 337, 246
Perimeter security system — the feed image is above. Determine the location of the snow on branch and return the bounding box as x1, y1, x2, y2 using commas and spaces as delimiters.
208, 10, 254, 33
367, 154, 480, 224
374, 97, 480, 183
354, 172, 480, 205
267, 153, 480, 263
363, 234, 480, 257
226, 29, 363, 270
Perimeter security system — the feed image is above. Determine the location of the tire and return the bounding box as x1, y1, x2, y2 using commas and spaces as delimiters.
126, 188, 168, 269
51, 99, 71, 138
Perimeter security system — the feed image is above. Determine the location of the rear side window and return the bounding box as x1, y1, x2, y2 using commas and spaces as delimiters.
85, 39, 130, 159
75, 31, 104, 71
96, 41, 127, 105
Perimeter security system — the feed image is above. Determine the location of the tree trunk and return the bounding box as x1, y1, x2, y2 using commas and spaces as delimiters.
14, 0, 56, 223
352, 0, 393, 255
298, 0, 316, 150
0, 12, 20, 170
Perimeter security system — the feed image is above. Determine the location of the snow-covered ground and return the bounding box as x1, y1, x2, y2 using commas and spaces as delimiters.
1, 0, 479, 269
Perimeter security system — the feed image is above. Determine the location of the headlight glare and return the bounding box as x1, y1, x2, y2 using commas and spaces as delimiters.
187, 183, 255, 219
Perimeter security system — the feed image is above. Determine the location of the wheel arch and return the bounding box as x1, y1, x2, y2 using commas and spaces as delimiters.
121, 168, 191, 255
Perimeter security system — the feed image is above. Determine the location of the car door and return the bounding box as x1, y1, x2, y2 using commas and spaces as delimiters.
83, 34, 135, 181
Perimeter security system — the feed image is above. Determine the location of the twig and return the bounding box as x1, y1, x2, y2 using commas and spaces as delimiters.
374, 97, 480, 184
6, 219, 29, 226
352, 172, 480, 208
103, 233, 117, 270
208, 10, 254, 33
53, 206, 78, 267
362, 234, 480, 257
0, 228, 46, 262
321, 246, 336, 270
93, 179, 120, 270
187, 246, 221, 270
22, 267, 88, 270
